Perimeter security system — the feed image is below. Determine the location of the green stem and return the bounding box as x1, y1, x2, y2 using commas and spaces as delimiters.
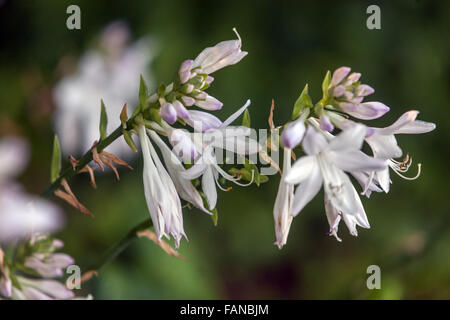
88, 219, 153, 272
41, 118, 136, 198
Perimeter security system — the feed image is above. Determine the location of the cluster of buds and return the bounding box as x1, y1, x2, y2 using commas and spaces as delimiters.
155, 28, 247, 131
0, 234, 89, 300
273, 67, 435, 248
318, 66, 390, 132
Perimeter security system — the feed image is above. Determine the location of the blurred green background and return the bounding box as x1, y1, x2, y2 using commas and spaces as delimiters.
1, 0, 449, 299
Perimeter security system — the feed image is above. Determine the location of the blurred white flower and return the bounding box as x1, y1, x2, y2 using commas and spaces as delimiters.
0, 137, 63, 244
53, 21, 157, 157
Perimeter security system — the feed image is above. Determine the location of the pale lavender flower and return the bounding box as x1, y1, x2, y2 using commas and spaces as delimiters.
273, 148, 294, 249
138, 126, 186, 247
365, 110, 436, 193
285, 124, 387, 240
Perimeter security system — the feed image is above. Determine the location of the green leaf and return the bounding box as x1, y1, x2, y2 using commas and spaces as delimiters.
242, 109, 251, 127
292, 84, 312, 120
122, 130, 138, 153
210, 208, 219, 226
50, 135, 61, 183
139, 75, 149, 107
321, 70, 331, 101
99, 99, 108, 141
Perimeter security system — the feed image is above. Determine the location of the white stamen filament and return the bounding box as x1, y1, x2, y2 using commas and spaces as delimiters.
388, 156, 422, 181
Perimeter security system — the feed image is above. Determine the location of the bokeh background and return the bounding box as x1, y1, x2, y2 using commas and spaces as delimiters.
1, 0, 449, 299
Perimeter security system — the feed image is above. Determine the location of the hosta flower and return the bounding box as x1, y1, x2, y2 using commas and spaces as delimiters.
181, 100, 260, 210
0, 137, 63, 244
138, 126, 186, 247
147, 129, 209, 214
365, 110, 436, 192
285, 124, 387, 240
273, 148, 294, 249
329, 66, 389, 120
192, 28, 248, 75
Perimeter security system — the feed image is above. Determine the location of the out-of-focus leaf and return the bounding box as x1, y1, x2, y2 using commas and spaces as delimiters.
50, 135, 61, 183
99, 99, 108, 140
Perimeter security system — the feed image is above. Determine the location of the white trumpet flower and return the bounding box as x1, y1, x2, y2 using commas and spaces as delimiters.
273, 148, 294, 249
138, 126, 186, 247
365, 110, 436, 192
147, 129, 209, 214
181, 100, 260, 210
285, 124, 387, 240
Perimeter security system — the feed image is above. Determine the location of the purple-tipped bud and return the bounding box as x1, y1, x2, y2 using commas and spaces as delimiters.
355, 102, 390, 120
347, 72, 361, 83
342, 91, 354, 100
179, 71, 191, 84
178, 60, 194, 84
194, 91, 207, 100
330, 67, 351, 87
319, 114, 334, 132
179, 59, 194, 73
281, 119, 306, 149
339, 102, 357, 112
205, 76, 214, 85
183, 84, 194, 94
355, 84, 375, 97
343, 102, 390, 120
195, 95, 223, 111
172, 100, 190, 119
160, 102, 178, 124
333, 85, 346, 97
181, 96, 195, 107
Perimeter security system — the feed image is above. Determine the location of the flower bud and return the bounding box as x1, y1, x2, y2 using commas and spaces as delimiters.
160, 102, 177, 124
195, 94, 223, 111
346, 102, 390, 120
205, 76, 214, 85
355, 84, 375, 97
333, 85, 346, 97
172, 100, 190, 119
281, 119, 306, 149
181, 96, 195, 107
319, 114, 334, 132
330, 67, 351, 87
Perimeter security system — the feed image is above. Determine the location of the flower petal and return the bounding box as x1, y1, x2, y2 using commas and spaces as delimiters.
327, 150, 387, 172
291, 160, 322, 217
366, 133, 402, 159
328, 123, 366, 151
302, 126, 328, 155
285, 155, 316, 185
202, 167, 217, 210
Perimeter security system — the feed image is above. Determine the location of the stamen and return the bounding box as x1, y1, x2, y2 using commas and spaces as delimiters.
390, 162, 422, 181
232, 27, 242, 43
